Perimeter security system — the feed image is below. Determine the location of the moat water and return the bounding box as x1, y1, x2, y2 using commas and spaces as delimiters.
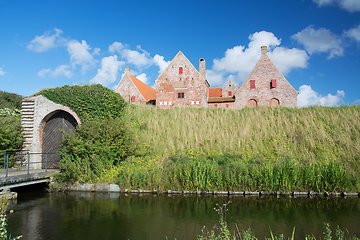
7, 190, 360, 240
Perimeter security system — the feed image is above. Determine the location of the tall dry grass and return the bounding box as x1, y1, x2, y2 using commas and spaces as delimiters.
126, 105, 360, 166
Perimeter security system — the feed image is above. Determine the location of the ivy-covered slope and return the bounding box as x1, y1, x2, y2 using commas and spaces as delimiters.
38, 84, 126, 122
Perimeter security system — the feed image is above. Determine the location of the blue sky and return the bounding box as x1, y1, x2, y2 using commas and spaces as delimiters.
0, 0, 359, 107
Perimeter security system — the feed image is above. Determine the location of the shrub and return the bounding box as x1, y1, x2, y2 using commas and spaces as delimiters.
0, 110, 23, 153
0, 91, 22, 110
56, 117, 135, 183
38, 84, 126, 122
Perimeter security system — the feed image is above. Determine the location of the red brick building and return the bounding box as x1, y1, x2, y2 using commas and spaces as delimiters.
115, 67, 156, 104
115, 46, 298, 109
155, 51, 209, 109
234, 46, 298, 108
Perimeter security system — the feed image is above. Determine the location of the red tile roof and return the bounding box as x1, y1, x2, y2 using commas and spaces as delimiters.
129, 75, 156, 101
209, 87, 222, 97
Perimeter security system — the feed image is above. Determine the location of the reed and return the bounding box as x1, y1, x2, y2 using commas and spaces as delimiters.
126, 105, 360, 168
113, 105, 360, 192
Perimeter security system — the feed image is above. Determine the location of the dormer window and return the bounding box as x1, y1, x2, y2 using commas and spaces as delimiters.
228, 91, 232, 96
179, 67, 183, 74
270, 79, 276, 89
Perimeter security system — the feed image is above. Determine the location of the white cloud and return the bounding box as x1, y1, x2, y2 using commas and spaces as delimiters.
313, 0, 360, 12
27, 28, 64, 52
93, 48, 101, 55
268, 47, 309, 75
292, 26, 344, 59
109, 42, 124, 53
136, 73, 148, 84
208, 31, 308, 87
0, 68, 5, 76
121, 48, 153, 67
153, 54, 170, 74
90, 55, 124, 86
297, 85, 345, 107
67, 40, 97, 72
206, 69, 225, 86
37, 65, 72, 78
109, 41, 169, 77
346, 24, 360, 43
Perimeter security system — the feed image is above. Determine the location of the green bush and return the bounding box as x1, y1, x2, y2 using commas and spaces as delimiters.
56, 117, 135, 183
0, 91, 22, 110
38, 84, 126, 122
0, 110, 23, 153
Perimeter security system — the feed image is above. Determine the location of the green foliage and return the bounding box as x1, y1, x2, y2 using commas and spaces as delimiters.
38, 84, 126, 122
0, 191, 22, 239
0, 92, 23, 154
0, 91, 22, 110
116, 151, 359, 192
128, 105, 360, 167
0, 111, 23, 153
198, 202, 360, 240
55, 117, 135, 183
198, 202, 232, 240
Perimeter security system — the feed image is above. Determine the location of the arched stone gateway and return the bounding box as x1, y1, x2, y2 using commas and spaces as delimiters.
22, 95, 81, 169
41, 111, 78, 168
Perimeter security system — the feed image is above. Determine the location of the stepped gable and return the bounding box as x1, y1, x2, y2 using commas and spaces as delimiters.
115, 67, 156, 104
155, 51, 209, 109
234, 46, 298, 108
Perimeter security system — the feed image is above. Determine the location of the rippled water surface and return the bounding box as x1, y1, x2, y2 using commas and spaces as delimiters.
7, 190, 360, 240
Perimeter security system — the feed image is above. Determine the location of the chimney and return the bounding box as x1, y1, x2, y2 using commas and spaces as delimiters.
199, 58, 206, 80
125, 67, 131, 75
261, 46, 267, 55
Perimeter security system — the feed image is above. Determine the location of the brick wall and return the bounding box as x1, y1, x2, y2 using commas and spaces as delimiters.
234, 46, 298, 108
115, 69, 145, 103
155, 51, 209, 109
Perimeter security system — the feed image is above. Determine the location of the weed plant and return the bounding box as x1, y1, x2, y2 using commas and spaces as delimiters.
197, 202, 360, 240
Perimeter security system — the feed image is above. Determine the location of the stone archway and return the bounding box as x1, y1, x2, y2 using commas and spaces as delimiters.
22, 95, 81, 169
41, 111, 78, 169
270, 98, 280, 106
247, 99, 257, 108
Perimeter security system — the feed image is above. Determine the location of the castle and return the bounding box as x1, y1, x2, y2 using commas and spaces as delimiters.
115, 46, 298, 109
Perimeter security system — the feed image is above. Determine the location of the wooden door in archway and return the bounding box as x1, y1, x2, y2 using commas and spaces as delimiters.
42, 111, 77, 169
270, 98, 280, 106
247, 99, 257, 108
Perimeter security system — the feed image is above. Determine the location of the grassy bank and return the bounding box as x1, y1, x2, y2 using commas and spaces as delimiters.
57, 104, 360, 193
127, 105, 360, 164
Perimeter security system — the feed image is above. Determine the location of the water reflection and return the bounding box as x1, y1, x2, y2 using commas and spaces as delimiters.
7, 191, 360, 240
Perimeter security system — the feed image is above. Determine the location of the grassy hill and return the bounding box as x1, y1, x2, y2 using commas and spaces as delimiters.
111, 104, 360, 192
128, 104, 360, 165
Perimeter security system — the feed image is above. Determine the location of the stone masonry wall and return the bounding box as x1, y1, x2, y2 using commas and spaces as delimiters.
234, 47, 298, 109
115, 71, 145, 104
155, 51, 208, 109
21, 95, 81, 169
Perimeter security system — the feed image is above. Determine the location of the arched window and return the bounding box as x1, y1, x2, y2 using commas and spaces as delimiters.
247, 99, 257, 108
179, 67, 183, 74
270, 98, 279, 106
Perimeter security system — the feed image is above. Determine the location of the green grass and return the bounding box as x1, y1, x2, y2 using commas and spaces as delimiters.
127, 105, 360, 166
108, 105, 360, 192
56, 103, 360, 192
